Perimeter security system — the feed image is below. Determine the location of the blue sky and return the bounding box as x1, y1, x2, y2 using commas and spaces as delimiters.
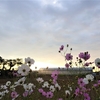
0, 0, 100, 69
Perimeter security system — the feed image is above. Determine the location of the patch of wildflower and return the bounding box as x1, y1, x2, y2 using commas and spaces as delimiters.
59, 44, 94, 69
74, 74, 94, 100
0, 52, 100, 100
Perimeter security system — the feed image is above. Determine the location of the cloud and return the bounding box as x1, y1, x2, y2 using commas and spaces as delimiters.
0, 0, 100, 67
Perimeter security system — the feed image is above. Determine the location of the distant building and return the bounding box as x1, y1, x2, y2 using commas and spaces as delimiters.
38, 67, 93, 75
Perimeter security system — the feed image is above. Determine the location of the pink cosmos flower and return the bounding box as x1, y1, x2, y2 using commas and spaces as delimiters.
79, 52, 84, 58
42, 91, 47, 96
38, 88, 43, 93
65, 63, 70, 68
93, 80, 100, 87
97, 80, 100, 85
38, 88, 47, 97
13, 71, 20, 77
52, 79, 57, 84
78, 78, 85, 87
46, 91, 53, 98
93, 83, 98, 87
83, 93, 90, 100
65, 53, 73, 61
79, 52, 90, 61
81, 87, 87, 93
84, 62, 90, 66
74, 88, 80, 96
58, 98, 63, 100
23, 91, 28, 97
11, 91, 19, 99
51, 70, 59, 80
59, 45, 64, 51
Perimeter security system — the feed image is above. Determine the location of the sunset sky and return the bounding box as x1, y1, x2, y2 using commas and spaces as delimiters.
0, 0, 100, 69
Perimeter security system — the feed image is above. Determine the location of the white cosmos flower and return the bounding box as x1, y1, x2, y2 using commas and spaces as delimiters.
0, 92, 3, 99
83, 78, 89, 84
6, 81, 11, 86
23, 83, 35, 91
2, 90, 9, 96
95, 58, 100, 68
65, 90, 70, 98
83, 74, 94, 84
68, 85, 72, 91
18, 64, 30, 76
86, 74, 94, 81
10, 85, 16, 91
14, 77, 26, 86
42, 81, 49, 88
36, 77, 44, 83
55, 83, 61, 91
0, 85, 4, 89
3, 90, 9, 94
1, 91, 5, 96
69, 87, 72, 91
1, 85, 7, 90
49, 85, 55, 92
25, 57, 35, 65
28, 83, 35, 89
23, 84, 29, 91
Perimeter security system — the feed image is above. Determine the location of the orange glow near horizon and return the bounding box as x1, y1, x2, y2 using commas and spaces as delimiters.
30, 61, 60, 71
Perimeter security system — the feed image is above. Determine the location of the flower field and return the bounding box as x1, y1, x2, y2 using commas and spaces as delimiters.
0, 44, 100, 100
0, 71, 100, 100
